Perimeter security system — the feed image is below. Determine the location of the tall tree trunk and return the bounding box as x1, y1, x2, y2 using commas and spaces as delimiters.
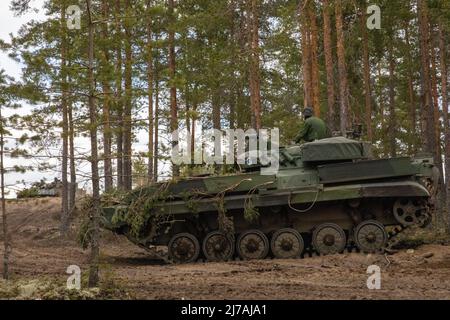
67, 61, 77, 212
405, 22, 417, 153
335, 0, 350, 135
248, 0, 262, 130
229, 93, 236, 129
232, 0, 242, 129
388, 44, 397, 157
418, 0, 436, 156
431, 41, 442, 167
115, 0, 124, 190
236, 2, 248, 129
212, 85, 221, 173
123, 0, 133, 190
361, 6, 373, 142
168, 0, 179, 177
439, 22, 450, 232
299, 0, 312, 109
154, 62, 159, 182
322, 0, 335, 131
308, 1, 320, 117
86, 0, 100, 288
146, 0, 154, 183
101, 0, 113, 192
60, 4, 69, 234
191, 101, 197, 165
1, 106, 9, 280
68, 87, 76, 214
430, 23, 444, 231
212, 86, 221, 130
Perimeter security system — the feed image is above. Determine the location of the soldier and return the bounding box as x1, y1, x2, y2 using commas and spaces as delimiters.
294, 107, 330, 143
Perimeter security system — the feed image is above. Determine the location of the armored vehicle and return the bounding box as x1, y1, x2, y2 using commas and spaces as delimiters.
102, 137, 438, 263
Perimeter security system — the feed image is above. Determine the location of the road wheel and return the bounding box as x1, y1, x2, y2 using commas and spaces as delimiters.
202, 231, 234, 262
168, 233, 200, 264
270, 228, 304, 259
354, 220, 387, 253
236, 230, 269, 260
312, 223, 346, 255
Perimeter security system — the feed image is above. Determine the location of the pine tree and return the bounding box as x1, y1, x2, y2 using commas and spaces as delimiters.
248, 0, 262, 130
100, 0, 113, 192
360, 1, 373, 141
123, 0, 134, 190
418, 0, 436, 155
307, 1, 320, 117
60, 0, 70, 233
322, 0, 336, 132
335, 0, 350, 135
299, 0, 312, 109
0, 72, 10, 280
146, 0, 155, 183
168, 0, 179, 177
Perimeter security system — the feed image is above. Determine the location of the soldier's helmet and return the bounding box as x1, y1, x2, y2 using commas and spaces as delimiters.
303, 107, 314, 118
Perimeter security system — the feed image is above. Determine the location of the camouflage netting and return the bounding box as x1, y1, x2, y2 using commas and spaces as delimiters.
112, 182, 174, 239
78, 197, 101, 249
214, 192, 235, 240
244, 181, 274, 222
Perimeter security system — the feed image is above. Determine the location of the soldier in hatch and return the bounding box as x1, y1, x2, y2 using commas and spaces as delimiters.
294, 106, 330, 143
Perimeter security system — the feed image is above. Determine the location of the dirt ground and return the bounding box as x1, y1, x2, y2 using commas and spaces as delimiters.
1, 198, 450, 300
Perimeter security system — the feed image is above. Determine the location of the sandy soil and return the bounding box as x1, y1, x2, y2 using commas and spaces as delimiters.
1, 198, 450, 300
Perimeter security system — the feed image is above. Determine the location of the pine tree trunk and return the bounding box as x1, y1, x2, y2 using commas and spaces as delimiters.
361, 6, 373, 142
154, 65, 159, 182
212, 85, 221, 131
431, 41, 442, 169
115, 0, 124, 190
101, 0, 113, 192
236, 2, 248, 129
60, 4, 69, 234
146, 0, 154, 184
308, 1, 320, 117
168, 0, 179, 177
248, 0, 262, 130
1, 106, 9, 280
299, 0, 312, 109
191, 101, 197, 165
405, 22, 417, 153
335, 0, 349, 135
68, 100, 76, 213
322, 0, 335, 132
123, 0, 133, 190
418, 0, 436, 156
388, 44, 397, 157
377, 63, 388, 156
229, 0, 237, 130
86, 0, 100, 288
67, 58, 76, 213
439, 22, 450, 233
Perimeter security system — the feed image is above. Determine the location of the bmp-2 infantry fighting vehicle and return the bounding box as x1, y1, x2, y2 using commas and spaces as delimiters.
102, 137, 439, 263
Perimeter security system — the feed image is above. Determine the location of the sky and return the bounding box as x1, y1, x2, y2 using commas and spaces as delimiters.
0, 1, 46, 78
0, 0, 58, 197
